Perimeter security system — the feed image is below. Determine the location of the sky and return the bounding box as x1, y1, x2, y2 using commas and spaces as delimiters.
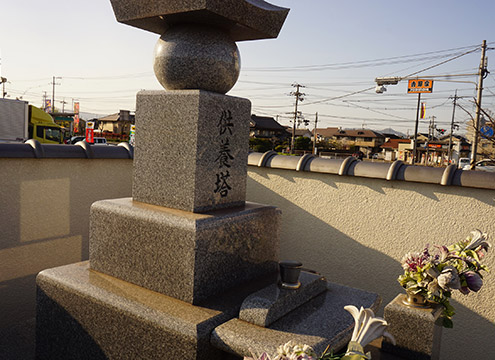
2, 0, 495, 135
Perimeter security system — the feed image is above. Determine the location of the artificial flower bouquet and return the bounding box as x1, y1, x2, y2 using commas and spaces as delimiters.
398, 229, 490, 328
244, 305, 395, 360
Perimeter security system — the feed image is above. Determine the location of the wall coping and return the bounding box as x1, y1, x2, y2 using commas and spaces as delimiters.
248, 152, 495, 191
0, 141, 133, 159
1, 145, 493, 190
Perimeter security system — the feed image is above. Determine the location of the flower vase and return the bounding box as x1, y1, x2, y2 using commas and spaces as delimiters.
402, 291, 429, 308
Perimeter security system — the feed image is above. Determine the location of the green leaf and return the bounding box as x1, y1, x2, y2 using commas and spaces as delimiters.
442, 317, 454, 328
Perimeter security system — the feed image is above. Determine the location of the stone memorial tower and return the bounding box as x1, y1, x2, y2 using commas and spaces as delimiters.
35, 1, 289, 359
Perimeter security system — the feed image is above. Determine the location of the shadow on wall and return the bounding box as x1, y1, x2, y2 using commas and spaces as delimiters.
247, 171, 400, 308
246, 169, 495, 360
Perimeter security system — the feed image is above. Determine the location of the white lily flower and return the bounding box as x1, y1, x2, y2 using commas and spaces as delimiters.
344, 305, 396, 349
465, 230, 490, 251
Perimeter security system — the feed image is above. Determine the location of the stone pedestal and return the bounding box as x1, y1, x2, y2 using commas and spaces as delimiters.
133, 90, 251, 213
89, 198, 281, 304
381, 294, 443, 360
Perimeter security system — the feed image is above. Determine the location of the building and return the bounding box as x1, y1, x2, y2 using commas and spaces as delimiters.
249, 115, 287, 141
285, 127, 312, 139
96, 110, 135, 140
315, 127, 386, 155
465, 120, 495, 159
380, 138, 411, 161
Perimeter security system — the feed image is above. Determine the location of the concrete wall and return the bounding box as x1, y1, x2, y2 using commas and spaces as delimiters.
0, 158, 133, 335
247, 166, 495, 360
1, 155, 494, 359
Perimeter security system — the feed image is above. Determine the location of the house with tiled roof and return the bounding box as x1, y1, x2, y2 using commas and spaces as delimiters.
285, 127, 312, 139
315, 127, 386, 155
97, 110, 135, 138
380, 138, 411, 161
249, 115, 287, 140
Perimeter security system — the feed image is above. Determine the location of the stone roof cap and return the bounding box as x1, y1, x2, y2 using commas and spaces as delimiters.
109, 0, 290, 41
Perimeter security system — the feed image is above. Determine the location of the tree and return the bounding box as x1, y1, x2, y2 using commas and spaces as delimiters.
294, 136, 312, 150
249, 138, 272, 152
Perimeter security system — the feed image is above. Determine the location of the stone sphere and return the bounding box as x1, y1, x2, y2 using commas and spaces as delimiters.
153, 25, 240, 94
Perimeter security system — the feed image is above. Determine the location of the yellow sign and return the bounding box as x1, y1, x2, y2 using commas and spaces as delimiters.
408, 79, 433, 93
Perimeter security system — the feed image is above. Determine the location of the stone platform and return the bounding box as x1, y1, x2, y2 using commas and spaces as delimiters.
36, 263, 382, 360
36, 262, 250, 360
211, 282, 381, 357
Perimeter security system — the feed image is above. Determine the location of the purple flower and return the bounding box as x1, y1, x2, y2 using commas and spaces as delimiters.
463, 271, 483, 292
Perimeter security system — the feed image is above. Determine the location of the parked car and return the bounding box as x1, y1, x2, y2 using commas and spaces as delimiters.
70, 136, 85, 144
458, 157, 470, 169
93, 137, 108, 145
462, 159, 495, 172
70, 136, 108, 145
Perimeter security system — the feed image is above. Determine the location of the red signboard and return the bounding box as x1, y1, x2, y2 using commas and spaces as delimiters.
86, 128, 94, 143
86, 121, 94, 143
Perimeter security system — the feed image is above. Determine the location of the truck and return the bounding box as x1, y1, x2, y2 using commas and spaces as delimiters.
0, 98, 64, 144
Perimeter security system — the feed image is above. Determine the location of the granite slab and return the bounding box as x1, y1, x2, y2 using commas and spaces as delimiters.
35, 261, 241, 360
211, 282, 381, 358
89, 198, 281, 304
239, 271, 327, 327
109, 0, 290, 41
133, 90, 251, 213
382, 294, 443, 360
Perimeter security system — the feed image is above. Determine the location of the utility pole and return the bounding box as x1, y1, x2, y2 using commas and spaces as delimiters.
289, 83, 305, 154
61, 98, 68, 113
0, 50, 5, 98
470, 40, 488, 169
448, 90, 458, 163
51, 76, 62, 114
425, 115, 436, 166
412, 93, 421, 165
0, 77, 7, 98
312, 112, 318, 155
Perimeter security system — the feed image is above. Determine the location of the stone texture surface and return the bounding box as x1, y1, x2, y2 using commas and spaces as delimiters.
382, 294, 443, 360
89, 198, 281, 304
35, 262, 239, 360
154, 24, 240, 94
109, 0, 290, 41
211, 282, 381, 357
133, 90, 251, 213
239, 271, 327, 327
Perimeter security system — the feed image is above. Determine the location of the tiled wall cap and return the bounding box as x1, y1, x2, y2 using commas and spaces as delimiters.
441, 164, 458, 186
386, 160, 404, 181
248, 152, 263, 166
117, 142, 134, 159
25, 139, 45, 159
296, 154, 315, 171
339, 156, 358, 176
258, 150, 277, 167
400, 165, 444, 184
305, 157, 341, 174
350, 161, 390, 179
75, 141, 94, 159
247, 152, 495, 190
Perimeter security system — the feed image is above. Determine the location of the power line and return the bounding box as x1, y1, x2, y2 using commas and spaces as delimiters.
244, 44, 482, 72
